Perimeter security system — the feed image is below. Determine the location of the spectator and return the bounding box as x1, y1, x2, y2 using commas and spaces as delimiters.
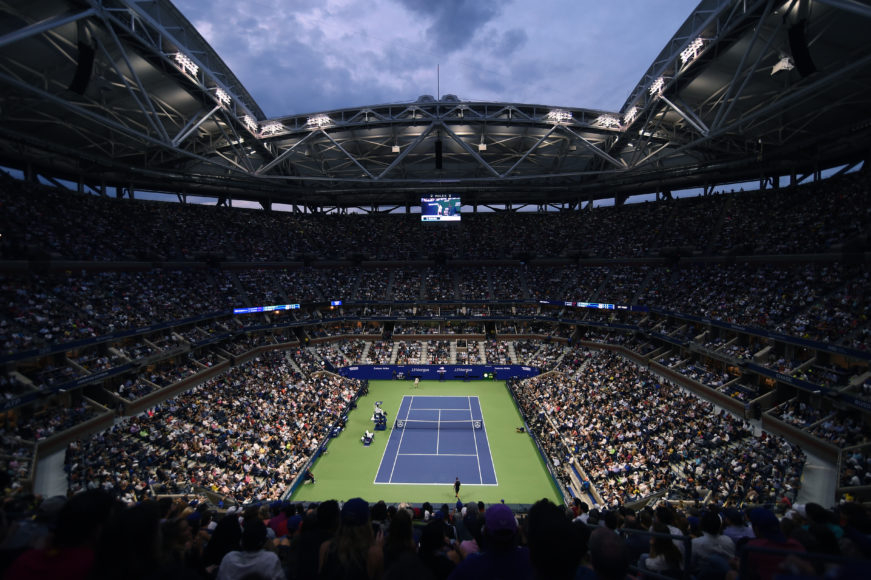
448, 503, 531, 580
318, 498, 382, 580
740, 507, 805, 580
690, 511, 735, 578
216, 518, 283, 580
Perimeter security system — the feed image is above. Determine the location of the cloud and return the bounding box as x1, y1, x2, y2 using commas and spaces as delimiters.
394, 0, 503, 52
172, 0, 701, 117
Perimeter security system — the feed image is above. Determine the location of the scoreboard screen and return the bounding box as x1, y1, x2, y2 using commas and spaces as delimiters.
421, 195, 461, 222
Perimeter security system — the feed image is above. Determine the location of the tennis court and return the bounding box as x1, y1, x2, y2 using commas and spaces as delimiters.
374, 395, 498, 485
288, 380, 561, 505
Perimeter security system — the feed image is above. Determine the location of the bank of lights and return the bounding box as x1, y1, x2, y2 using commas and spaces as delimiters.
649, 77, 665, 97
260, 122, 284, 136
307, 114, 332, 128
596, 115, 621, 129
174, 52, 198, 77
680, 37, 704, 66
241, 115, 258, 133
547, 110, 572, 123
623, 107, 638, 125
215, 88, 231, 106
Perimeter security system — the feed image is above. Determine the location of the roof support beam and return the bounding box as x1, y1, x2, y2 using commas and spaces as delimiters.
636, 49, 871, 170
815, 0, 871, 19
99, 19, 172, 143
711, 0, 780, 130
660, 95, 709, 136
437, 122, 501, 178
173, 105, 222, 147
561, 127, 626, 169
0, 8, 96, 50
502, 126, 557, 177
318, 130, 376, 179
256, 130, 318, 175
377, 123, 439, 180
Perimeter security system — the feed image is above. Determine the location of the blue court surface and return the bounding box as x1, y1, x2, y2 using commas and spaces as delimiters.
374, 396, 498, 486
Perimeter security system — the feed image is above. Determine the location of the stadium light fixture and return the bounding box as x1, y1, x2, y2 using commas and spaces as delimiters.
174, 52, 199, 78
307, 114, 332, 128
771, 56, 795, 75
478, 140, 487, 152
595, 115, 621, 129
260, 122, 284, 136
649, 76, 665, 97
215, 88, 231, 106
241, 115, 258, 134
680, 37, 705, 66
623, 106, 638, 125
547, 110, 572, 123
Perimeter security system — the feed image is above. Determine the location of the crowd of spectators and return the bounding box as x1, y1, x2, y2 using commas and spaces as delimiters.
2, 171, 871, 574
2, 172, 869, 267
3, 256, 871, 357
769, 401, 871, 448
511, 349, 805, 508
65, 350, 361, 504
5, 486, 869, 580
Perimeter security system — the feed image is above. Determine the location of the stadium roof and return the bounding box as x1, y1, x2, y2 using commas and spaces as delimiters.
0, 0, 870, 211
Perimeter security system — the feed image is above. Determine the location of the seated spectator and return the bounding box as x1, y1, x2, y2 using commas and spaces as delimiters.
318, 498, 382, 580
449, 503, 531, 579
216, 518, 283, 580
5, 490, 114, 580
741, 508, 806, 580
526, 498, 580, 580
640, 522, 683, 578
588, 526, 630, 580
690, 511, 735, 578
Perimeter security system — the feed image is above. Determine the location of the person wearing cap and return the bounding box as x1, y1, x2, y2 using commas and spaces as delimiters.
448, 503, 532, 579
216, 518, 284, 580
318, 498, 383, 580
454, 477, 461, 499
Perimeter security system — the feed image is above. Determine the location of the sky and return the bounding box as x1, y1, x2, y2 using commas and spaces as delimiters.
173, 0, 702, 119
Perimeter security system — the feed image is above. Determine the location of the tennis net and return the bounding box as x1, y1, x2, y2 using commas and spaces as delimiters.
394, 418, 482, 430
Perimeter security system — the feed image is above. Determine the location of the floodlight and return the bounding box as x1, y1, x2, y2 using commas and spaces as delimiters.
680, 37, 704, 66
260, 122, 284, 136
547, 110, 572, 123
174, 52, 198, 77
623, 106, 638, 125
307, 114, 332, 128
596, 115, 621, 129
392, 145, 400, 153
215, 88, 231, 106
241, 115, 258, 133
649, 77, 665, 97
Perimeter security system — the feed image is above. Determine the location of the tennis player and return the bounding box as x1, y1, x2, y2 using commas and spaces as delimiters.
454, 476, 461, 498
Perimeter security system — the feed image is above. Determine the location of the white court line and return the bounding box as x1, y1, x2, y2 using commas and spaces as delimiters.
472, 396, 498, 485
469, 396, 483, 484
436, 409, 441, 454
388, 395, 414, 483
397, 452, 479, 457
374, 481, 500, 486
